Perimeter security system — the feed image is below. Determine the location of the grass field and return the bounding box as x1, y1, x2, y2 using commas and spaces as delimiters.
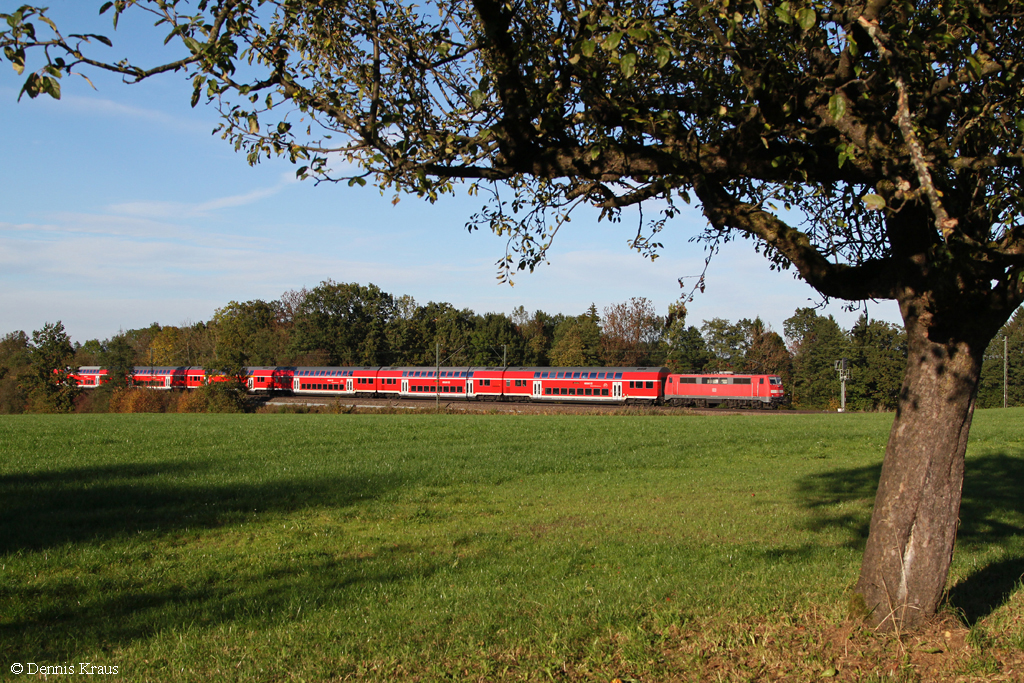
1, 410, 1022, 681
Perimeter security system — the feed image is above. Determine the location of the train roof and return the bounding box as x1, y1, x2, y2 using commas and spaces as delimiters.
505, 366, 670, 373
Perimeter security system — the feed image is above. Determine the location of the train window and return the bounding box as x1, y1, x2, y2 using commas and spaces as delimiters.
615, 372, 623, 379
770, 377, 781, 385
602, 389, 609, 396
584, 388, 592, 396
568, 388, 575, 395
760, 378, 764, 384
560, 387, 568, 395
534, 372, 540, 378
545, 388, 551, 395
734, 378, 751, 384
646, 381, 654, 389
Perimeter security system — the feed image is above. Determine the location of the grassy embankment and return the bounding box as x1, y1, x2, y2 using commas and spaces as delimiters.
1, 410, 1022, 681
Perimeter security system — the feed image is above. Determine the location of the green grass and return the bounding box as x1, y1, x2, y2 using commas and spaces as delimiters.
1, 410, 1022, 681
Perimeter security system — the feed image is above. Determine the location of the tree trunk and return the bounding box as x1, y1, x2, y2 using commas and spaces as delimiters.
854, 292, 986, 629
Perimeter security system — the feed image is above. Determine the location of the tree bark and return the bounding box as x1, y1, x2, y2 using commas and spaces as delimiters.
854, 290, 986, 629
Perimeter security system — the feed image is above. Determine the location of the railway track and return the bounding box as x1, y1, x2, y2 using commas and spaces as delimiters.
260, 395, 813, 416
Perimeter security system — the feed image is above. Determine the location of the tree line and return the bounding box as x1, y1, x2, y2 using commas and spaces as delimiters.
12, 279, 1019, 415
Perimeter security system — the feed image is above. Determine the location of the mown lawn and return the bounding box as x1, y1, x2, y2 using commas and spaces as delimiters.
0, 410, 1021, 681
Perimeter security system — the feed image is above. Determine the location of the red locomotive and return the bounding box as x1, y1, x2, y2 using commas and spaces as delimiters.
71, 365, 787, 408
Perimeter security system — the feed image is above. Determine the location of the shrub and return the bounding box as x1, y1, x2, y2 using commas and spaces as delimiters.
109, 387, 168, 413
176, 389, 209, 413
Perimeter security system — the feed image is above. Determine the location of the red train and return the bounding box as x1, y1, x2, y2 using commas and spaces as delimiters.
72, 365, 788, 408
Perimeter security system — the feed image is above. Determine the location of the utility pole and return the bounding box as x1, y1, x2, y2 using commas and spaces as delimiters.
834, 358, 849, 412
1004, 335, 1008, 409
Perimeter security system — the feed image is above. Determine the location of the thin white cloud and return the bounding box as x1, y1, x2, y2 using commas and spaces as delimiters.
106, 175, 299, 219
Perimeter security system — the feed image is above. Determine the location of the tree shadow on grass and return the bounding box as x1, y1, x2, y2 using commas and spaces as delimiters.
0, 461, 447, 661
0, 461, 402, 554
794, 452, 1024, 623
1, 543, 448, 665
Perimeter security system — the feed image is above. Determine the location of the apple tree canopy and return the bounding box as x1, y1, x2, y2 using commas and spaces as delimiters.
2, 0, 1021, 294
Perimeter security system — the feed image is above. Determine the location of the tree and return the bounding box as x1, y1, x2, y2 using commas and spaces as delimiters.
549, 307, 602, 367
470, 312, 524, 366
847, 314, 908, 411
211, 299, 286, 370
9, 0, 1024, 629
24, 321, 80, 413
700, 318, 750, 371
515, 308, 556, 366
0, 330, 30, 414
290, 281, 396, 366
786, 309, 849, 409
601, 297, 663, 366
742, 318, 793, 384
662, 303, 710, 373
976, 307, 1024, 409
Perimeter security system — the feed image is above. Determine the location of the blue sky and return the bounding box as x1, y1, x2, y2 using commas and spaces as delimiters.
0, 2, 903, 344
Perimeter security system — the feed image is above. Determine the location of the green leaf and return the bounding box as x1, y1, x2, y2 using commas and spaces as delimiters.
862, 193, 886, 211
41, 75, 60, 100
796, 8, 816, 31
627, 28, 649, 41
821, 667, 837, 677
6, 47, 25, 75
655, 45, 671, 68
99, 2, 114, 14
470, 89, 485, 108
602, 31, 623, 52
580, 39, 596, 58
967, 54, 982, 78
775, 3, 792, 24
620, 53, 637, 78
828, 94, 846, 121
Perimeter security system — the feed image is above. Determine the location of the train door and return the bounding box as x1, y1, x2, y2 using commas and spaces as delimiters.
467, 380, 474, 397
533, 381, 542, 398
293, 377, 300, 392
247, 377, 254, 391
401, 379, 409, 394
612, 382, 622, 399
347, 378, 353, 392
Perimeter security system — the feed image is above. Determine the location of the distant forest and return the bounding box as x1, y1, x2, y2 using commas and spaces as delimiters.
2, 280, 1021, 413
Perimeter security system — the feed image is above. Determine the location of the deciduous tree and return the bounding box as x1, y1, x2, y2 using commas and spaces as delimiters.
24, 321, 80, 413
600, 297, 663, 366
9, 0, 1024, 629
